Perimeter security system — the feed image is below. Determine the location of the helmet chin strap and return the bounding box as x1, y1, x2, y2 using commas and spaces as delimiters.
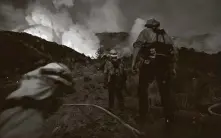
152, 26, 159, 31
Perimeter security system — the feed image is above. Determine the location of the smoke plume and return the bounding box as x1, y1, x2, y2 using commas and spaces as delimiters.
1, 0, 221, 55
123, 0, 221, 54
81, 0, 127, 33
52, 0, 75, 9
0, 1, 100, 58
129, 17, 221, 54
129, 18, 145, 46
0, 4, 27, 30
0, 0, 129, 57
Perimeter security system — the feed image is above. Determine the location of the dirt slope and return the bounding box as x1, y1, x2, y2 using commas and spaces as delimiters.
0, 31, 221, 138
0, 30, 90, 100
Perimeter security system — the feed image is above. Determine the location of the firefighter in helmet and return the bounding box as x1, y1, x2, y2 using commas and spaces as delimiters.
132, 18, 178, 126
0, 63, 74, 138
104, 49, 126, 111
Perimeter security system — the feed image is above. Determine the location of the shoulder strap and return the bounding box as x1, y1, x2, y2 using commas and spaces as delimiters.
162, 34, 165, 44
154, 29, 166, 44
156, 33, 159, 42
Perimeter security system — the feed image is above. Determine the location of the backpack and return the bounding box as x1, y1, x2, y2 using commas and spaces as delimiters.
109, 60, 126, 86
138, 29, 174, 66
111, 60, 121, 76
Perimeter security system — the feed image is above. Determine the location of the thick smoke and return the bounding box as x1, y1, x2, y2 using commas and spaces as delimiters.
129, 18, 145, 47
113, 18, 146, 57
80, 0, 221, 54
0, 0, 128, 57
123, 0, 221, 54
129, 17, 221, 54
81, 0, 127, 33
52, 0, 75, 9
1, 0, 221, 55
0, 4, 27, 30
118, 0, 221, 36
205, 32, 221, 53
174, 31, 221, 54
0, 1, 100, 58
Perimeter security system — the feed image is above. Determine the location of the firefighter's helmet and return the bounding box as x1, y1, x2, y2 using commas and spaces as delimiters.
109, 49, 118, 58
145, 18, 160, 28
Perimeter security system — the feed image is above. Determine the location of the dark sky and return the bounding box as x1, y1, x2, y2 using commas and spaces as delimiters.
68, 0, 221, 36
1, 0, 221, 36
119, 0, 221, 36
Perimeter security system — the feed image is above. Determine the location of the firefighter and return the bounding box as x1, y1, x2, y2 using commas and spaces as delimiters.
0, 63, 75, 138
131, 18, 178, 126
104, 49, 126, 111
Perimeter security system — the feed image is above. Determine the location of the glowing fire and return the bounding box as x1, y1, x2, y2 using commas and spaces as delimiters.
19, 4, 100, 58
23, 26, 54, 41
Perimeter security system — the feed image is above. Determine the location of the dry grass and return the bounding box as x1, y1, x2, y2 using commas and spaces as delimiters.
43, 64, 141, 138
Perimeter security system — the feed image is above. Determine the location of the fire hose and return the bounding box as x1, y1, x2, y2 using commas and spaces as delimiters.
61, 104, 145, 138
208, 103, 221, 117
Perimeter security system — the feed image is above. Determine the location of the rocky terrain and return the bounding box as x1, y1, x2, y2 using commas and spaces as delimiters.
0, 30, 221, 138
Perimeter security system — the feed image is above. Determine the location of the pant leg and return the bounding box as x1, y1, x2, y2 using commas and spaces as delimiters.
108, 85, 115, 109
115, 88, 125, 110
156, 72, 175, 121
138, 65, 155, 122
123, 81, 129, 95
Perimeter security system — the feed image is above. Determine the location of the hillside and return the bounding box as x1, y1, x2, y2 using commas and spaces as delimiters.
0, 30, 91, 100
0, 31, 221, 138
